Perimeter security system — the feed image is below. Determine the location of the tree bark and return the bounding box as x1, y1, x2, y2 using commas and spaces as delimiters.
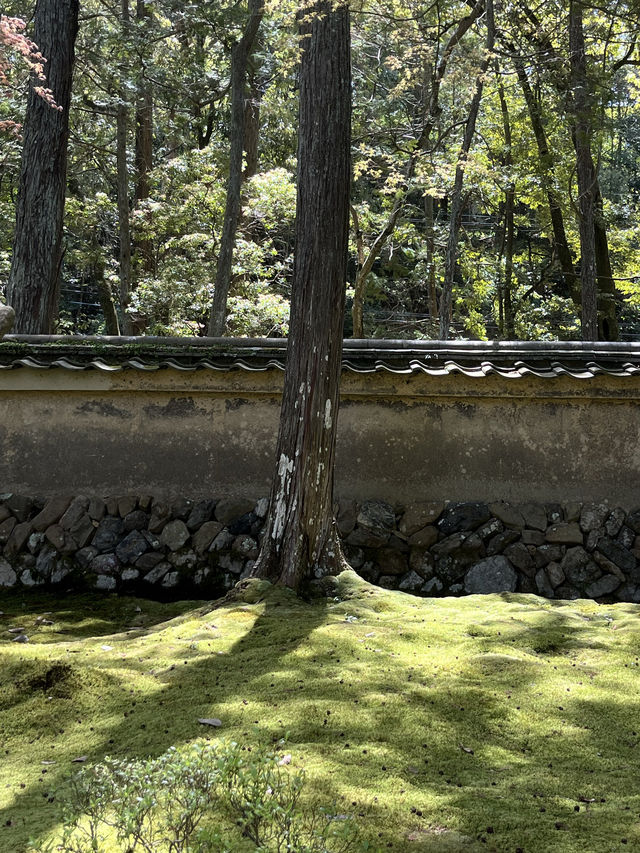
208, 0, 264, 337
512, 54, 581, 308
117, 0, 133, 335
570, 0, 598, 341
134, 0, 154, 280
117, 100, 133, 335
251, 0, 351, 592
439, 0, 494, 339
243, 57, 262, 181
496, 74, 515, 338
6, 0, 79, 334
424, 194, 439, 324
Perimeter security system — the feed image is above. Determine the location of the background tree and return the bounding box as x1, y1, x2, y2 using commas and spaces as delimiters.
6, 0, 79, 334
208, 0, 264, 336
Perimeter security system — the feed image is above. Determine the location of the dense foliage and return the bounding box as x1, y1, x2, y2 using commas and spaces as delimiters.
2, 0, 640, 340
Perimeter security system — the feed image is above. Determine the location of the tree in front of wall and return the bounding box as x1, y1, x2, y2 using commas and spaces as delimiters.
251, 0, 351, 591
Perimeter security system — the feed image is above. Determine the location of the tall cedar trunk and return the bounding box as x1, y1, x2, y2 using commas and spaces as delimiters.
570, 0, 598, 341
208, 0, 263, 337
117, 101, 133, 334
243, 58, 262, 181
117, 0, 133, 334
496, 75, 514, 338
512, 55, 581, 308
439, 0, 494, 339
424, 194, 439, 323
95, 253, 121, 335
251, 0, 351, 591
134, 0, 154, 279
6, 0, 79, 334
593, 190, 618, 339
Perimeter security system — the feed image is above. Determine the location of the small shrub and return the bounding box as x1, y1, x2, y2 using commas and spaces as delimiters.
28, 740, 368, 852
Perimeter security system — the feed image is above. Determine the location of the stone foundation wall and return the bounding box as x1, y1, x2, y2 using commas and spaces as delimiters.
1, 492, 639, 603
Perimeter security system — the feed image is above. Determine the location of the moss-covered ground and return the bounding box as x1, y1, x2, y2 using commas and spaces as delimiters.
1, 571, 640, 852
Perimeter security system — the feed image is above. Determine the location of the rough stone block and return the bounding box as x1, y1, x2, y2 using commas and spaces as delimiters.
193, 521, 223, 554
93, 517, 125, 552
408, 525, 438, 549
59, 496, 89, 530
464, 556, 517, 594
580, 503, 610, 533
5, 521, 33, 558
518, 503, 548, 532
31, 496, 73, 531
186, 500, 216, 531
438, 502, 491, 535
488, 502, 525, 529
546, 561, 565, 588
399, 502, 444, 536
215, 498, 254, 525
545, 523, 583, 545
585, 574, 621, 598
159, 520, 189, 551
535, 569, 555, 598
561, 546, 600, 587
0, 559, 17, 588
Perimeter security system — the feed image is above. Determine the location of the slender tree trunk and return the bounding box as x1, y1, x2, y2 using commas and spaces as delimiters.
593, 187, 618, 339
424, 195, 439, 324
570, 0, 598, 341
208, 0, 264, 337
439, 0, 494, 339
116, 0, 133, 334
512, 54, 581, 307
243, 58, 262, 181
117, 101, 133, 334
251, 0, 351, 591
95, 254, 120, 335
7, 0, 79, 333
134, 0, 154, 279
496, 74, 515, 338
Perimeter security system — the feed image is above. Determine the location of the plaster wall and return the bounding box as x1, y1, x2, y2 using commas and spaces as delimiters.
0, 367, 638, 505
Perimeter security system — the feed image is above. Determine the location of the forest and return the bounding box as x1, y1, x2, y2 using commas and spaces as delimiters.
1, 0, 640, 342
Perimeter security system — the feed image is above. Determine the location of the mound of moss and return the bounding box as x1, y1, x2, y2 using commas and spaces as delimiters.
2, 573, 640, 851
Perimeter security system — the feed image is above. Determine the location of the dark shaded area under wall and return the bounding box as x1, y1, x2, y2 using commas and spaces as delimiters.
0, 492, 638, 603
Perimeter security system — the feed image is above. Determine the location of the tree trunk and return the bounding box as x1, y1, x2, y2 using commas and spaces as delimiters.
496, 74, 515, 338
95, 260, 121, 335
512, 54, 581, 307
593, 189, 618, 340
243, 58, 262, 181
6, 0, 79, 334
251, 0, 351, 592
117, 0, 133, 335
424, 194, 439, 324
117, 102, 133, 334
439, 0, 494, 340
134, 0, 154, 279
570, 0, 598, 341
208, 0, 264, 337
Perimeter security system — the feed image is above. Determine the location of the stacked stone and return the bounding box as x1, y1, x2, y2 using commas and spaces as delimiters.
0, 493, 268, 596
338, 499, 640, 601
0, 493, 639, 602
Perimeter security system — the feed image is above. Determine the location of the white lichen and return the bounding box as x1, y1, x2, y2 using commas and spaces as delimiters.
272, 453, 294, 541
324, 399, 332, 430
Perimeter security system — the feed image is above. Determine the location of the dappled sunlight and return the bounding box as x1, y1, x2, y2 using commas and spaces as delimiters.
3, 574, 640, 851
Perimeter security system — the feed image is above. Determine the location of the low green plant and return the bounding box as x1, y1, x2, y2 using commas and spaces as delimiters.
28, 740, 366, 853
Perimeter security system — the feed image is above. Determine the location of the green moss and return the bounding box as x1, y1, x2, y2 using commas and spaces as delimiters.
2, 573, 640, 852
